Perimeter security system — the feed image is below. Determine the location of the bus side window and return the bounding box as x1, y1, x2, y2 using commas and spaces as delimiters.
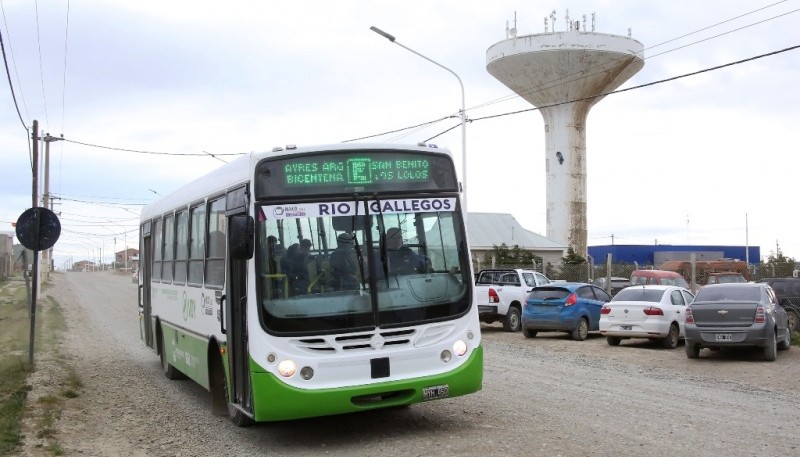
162, 213, 175, 283
188, 204, 205, 286
152, 218, 163, 281
174, 209, 188, 284
205, 197, 226, 288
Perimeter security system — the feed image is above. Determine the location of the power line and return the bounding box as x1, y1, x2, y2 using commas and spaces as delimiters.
342, 115, 451, 143
471, 3, 797, 113
466, 44, 800, 125
55, 196, 148, 207
34, 0, 50, 129
0, 24, 28, 132
61, 138, 243, 156
60, 0, 70, 135
356, 4, 798, 144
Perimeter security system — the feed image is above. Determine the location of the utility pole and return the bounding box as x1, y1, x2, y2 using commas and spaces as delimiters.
41, 134, 64, 279
30, 121, 40, 296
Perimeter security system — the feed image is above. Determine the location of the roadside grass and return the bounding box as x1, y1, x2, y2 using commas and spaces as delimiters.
0, 280, 32, 456
0, 278, 81, 457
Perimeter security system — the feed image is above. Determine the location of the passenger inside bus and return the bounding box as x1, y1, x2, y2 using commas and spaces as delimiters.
282, 241, 311, 295
328, 233, 361, 291
374, 228, 429, 278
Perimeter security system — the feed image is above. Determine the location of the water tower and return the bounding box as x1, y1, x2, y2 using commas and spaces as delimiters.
486, 11, 644, 256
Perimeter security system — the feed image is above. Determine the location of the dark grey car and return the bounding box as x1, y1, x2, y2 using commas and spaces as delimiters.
684, 283, 791, 361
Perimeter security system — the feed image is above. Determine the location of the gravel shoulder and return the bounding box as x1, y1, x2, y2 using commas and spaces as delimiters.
20, 271, 800, 456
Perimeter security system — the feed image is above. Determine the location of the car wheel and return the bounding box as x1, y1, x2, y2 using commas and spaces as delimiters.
763, 329, 777, 361
523, 328, 538, 339
661, 324, 679, 349
571, 318, 589, 341
606, 336, 621, 346
778, 326, 792, 351
502, 307, 522, 332
685, 342, 700, 359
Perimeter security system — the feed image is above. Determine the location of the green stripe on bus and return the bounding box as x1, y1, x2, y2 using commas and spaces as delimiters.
250, 345, 483, 422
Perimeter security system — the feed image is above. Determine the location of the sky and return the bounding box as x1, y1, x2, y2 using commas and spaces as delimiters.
1, 0, 798, 269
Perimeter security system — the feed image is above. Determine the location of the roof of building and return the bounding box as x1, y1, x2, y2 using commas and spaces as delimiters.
467, 212, 565, 251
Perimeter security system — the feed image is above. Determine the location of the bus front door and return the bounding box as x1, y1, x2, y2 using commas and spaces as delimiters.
140, 226, 154, 349
225, 214, 253, 421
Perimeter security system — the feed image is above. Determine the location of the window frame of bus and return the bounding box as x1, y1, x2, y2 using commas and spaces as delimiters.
152, 218, 163, 281
187, 203, 206, 287
254, 149, 459, 200
204, 196, 227, 289
174, 209, 189, 285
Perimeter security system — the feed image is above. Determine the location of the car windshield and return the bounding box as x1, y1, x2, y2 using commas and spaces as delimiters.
611, 288, 665, 303
256, 198, 471, 334
694, 285, 761, 302
528, 288, 570, 300
715, 274, 745, 283
660, 277, 690, 288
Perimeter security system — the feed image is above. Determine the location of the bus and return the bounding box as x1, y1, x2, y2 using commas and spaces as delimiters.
137, 143, 483, 426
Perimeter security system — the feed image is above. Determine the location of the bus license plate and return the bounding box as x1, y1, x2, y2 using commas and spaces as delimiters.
423, 385, 449, 401
620, 325, 632, 331
715, 333, 732, 341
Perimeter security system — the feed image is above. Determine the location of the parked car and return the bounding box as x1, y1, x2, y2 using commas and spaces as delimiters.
522, 283, 612, 341
599, 285, 695, 348
757, 277, 800, 331
475, 269, 553, 332
630, 269, 689, 288
684, 283, 791, 361
705, 272, 746, 285
592, 277, 631, 296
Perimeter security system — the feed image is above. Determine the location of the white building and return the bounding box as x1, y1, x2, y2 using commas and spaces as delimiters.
468, 212, 566, 270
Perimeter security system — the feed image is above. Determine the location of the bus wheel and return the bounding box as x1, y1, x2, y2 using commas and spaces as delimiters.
228, 404, 255, 427
159, 329, 184, 380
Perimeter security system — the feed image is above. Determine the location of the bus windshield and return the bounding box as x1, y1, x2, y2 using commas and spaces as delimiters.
256, 197, 471, 334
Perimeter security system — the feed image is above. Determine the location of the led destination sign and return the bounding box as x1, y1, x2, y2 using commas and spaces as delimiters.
255, 150, 459, 199
284, 157, 430, 186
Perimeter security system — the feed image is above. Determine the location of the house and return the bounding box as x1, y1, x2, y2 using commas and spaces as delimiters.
467, 212, 566, 270
72, 260, 96, 271
115, 248, 139, 269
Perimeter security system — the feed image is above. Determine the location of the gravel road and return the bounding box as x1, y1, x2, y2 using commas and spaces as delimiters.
22, 271, 800, 456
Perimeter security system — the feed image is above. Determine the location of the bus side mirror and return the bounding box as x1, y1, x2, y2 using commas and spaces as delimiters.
229, 215, 254, 260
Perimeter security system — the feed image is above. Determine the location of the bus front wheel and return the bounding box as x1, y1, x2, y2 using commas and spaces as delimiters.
158, 329, 184, 380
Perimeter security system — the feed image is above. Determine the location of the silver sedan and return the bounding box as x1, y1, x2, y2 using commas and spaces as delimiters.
684, 282, 791, 361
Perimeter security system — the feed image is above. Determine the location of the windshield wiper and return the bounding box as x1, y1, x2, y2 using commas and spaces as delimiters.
350, 195, 367, 291
373, 196, 392, 287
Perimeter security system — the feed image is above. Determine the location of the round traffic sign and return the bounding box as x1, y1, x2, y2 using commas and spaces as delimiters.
15, 207, 61, 251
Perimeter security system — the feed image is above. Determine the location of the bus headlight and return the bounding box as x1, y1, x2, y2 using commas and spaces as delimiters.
440, 350, 452, 363
278, 360, 297, 377
453, 340, 468, 357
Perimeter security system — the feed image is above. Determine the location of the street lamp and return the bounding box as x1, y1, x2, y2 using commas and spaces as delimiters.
370, 26, 468, 218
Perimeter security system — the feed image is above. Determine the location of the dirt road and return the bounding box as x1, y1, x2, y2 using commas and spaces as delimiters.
22, 271, 800, 456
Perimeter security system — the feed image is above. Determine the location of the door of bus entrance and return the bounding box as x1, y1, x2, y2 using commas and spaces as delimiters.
225, 214, 253, 418
140, 227, 153, 349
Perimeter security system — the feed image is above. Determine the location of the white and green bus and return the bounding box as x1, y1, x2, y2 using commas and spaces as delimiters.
137, 143, 482, 425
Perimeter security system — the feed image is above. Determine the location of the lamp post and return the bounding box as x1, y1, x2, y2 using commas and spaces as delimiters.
370, 26, 468, 218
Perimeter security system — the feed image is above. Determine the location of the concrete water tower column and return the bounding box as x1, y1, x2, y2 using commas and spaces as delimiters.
486, 14, 644, 256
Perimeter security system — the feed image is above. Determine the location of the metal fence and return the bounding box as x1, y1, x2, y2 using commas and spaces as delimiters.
474, 257, 797, 289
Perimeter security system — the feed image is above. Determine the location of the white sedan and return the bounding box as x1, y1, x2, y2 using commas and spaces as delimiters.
599, 285, 695, 348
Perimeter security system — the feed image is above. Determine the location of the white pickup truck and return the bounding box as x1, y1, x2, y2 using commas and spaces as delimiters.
475, 269, 553, 332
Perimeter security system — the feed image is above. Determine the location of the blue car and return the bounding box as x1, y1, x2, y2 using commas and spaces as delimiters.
522, 283, 612, 341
